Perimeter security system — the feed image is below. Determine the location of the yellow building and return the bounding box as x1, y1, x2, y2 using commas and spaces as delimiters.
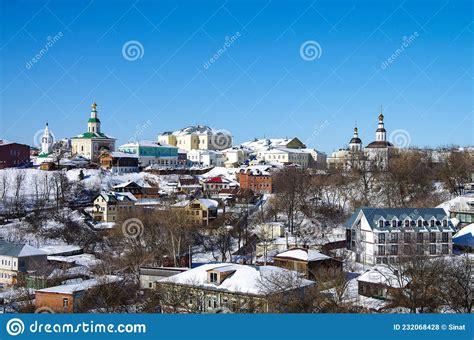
172, 198, 218, 226
91, 191, 137, 222
158, 125, 232, 151
71, 102, 116, 163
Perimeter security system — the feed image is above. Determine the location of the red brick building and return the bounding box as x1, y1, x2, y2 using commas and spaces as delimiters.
238, 166, 274, 194
0, 140, 30, 169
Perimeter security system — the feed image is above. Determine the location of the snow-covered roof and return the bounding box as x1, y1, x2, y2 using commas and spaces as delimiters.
107, 151, 139, 158
198, 198, 218, 208
357, 266, 407, 288
47, 253, 101, 268
159, 263, 314, 295
39, 245, 82, 256
275, 248, 331, 262
36, 276, 121, 294
169, 125, 229, 137
454, 223, 474, 238
239, 165, 275, 176
96, 191, 137, 202
119, 140, 176, 149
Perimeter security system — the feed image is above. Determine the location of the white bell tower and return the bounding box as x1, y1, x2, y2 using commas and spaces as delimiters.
375, 110, 386, 142
41, 122, 54, 155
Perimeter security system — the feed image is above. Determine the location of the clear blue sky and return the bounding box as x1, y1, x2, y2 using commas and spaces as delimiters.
0, 0, 472, 153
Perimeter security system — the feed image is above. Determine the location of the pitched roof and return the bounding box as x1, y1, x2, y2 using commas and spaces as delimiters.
0, 240, 47, 257
72, 132, 115, 140
275, 248, 331, 262
159, 263, 314, 295
344, 207, 452, 232
36, 276, 121, 294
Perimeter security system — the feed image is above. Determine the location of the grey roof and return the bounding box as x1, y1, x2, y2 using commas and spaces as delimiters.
344, 207, 453, 232
0, 240, 47, 257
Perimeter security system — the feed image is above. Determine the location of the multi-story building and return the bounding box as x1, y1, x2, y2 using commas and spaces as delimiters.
157, 263, 315, 313
90, 191, 137, 222
158, 125, 232, 152
0, 139, 30, 169
71, 102, 116, 162
238, 165, 274, 194
118, 140, 179, 168
172, 198, 218, 226
0, 240, 47, 285
186, 149, 226, 167
99, 151, 139, 174
345, 208, 454, 265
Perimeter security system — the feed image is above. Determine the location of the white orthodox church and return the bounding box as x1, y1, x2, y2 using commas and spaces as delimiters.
328, 112, 394, 168
40, 123, 54, 156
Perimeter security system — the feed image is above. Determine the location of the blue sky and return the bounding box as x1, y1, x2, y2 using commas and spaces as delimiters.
0, 0, 472, 153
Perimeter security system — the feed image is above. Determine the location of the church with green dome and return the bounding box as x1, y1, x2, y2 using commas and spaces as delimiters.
71, 102, 116, 163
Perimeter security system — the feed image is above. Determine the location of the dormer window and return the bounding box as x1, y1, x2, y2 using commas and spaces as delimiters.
404, 220, 409, 227
417, 220, 422, 227
430, 220, 435, 227
209, 272, 218, 284
379, 219, 384, 228
392, 220, 397, 228
443, 220, 447, 227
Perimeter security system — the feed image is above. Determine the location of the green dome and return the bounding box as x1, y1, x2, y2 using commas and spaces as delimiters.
88, 118, 101, 123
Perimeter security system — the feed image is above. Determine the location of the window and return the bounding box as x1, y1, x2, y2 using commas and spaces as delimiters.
390, 233, 398, 243
429, 244, 436, 255
148, 282, 152, 288
442, 232, 449, 243
378, 245, 385, 256
379, 220, 384, 228
376, 257, 382, 264
442, 244, 449, 254
390, 245, 398, 255
392, 220, 397, 228
430, 233, 437, 243
443, 220, 447, 227
378, 233, 385, 244
430, 220, 435, 227
417, 233, 423, 243
208, 296, 217, 309
63, 298, 69, 308
404, 220, 409, 227
209, 272, 218, 284
417, 220, 422, 227
404, 233, 411, 243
